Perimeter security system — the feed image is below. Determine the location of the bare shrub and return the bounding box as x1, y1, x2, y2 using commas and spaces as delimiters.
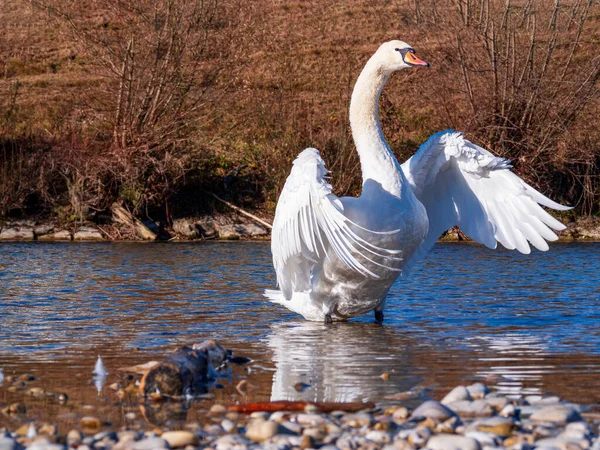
26, 0, 227, 219
416, 0, 600, 212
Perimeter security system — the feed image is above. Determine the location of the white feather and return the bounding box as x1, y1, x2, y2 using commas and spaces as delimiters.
402, 130, 571, 271
271, 148, 402, 300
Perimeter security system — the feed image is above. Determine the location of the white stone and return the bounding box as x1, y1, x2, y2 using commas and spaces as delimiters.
131, 437, 169, 449
446, 399, 494, 417
214, 434, 250, 450
535, 436, 590, 449
465, 431, 502, 447
441, 385, 472, 404
38, 230, 72, 241
0, 227, 34, 240
365, 430, 392, 444
73, 226, 103, 240
221, 419, 237, 434
245, 420, 280, 442
0, 437, 18, 450
296, 413, 326, 427
466, 382, 489, 399
427, 434, 481, 450
530, 405, 582, 424
161, 431, 197, 448
410, 400, 457, 421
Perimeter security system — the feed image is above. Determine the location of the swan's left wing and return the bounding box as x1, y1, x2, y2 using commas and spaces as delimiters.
401, 130, 570, 271
272, 148, 401, 300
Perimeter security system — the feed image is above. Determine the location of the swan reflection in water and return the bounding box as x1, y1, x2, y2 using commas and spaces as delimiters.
267, 322, 558, 403
266, 321, 420, 403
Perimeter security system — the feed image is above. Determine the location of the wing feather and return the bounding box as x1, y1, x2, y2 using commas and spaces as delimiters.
271, 148, 401, 300
402, 130, 570, 271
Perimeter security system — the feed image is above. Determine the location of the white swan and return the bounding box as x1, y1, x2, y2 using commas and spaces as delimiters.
265, 40, 570, 323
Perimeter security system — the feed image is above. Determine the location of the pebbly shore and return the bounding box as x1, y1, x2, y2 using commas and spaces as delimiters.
1, 380, 599, 450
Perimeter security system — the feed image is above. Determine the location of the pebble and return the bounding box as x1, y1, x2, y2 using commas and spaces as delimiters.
161, 431, 198, 448
472, 416, 514, 437
0, 436, 18, 450
214, 434, 250, 450
411, 400, 457, 421
365, 430, 392, 444
209, 404, 227, 414
446, 399, 495, 417
464, 430, 503, 447
131, 437, 169, 449
303, 427, 326, 441
245, 420, 281, 442
466, 383, 489, 399
296, 413, 326, 427
427, 433, 482, 450
534, 436, 589, 449
299, 434, 314, 449
530, 405, 583, 424
80, 417, 102, 431
116, 431, 140, 443
441, 385, 472, 404
2, 379, 600, 450
221, 419, 237, 433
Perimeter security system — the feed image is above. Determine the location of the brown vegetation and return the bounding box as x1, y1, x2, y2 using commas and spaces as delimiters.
0, 0, 599, 225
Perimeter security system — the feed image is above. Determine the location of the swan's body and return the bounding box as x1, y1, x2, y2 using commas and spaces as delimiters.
265, 41, 569, 322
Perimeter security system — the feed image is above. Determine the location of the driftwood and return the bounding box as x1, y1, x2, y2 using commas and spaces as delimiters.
110, 203, 156, 240
208, 192, 273, 230
227, 401, 375, 414
138, 341, 227, 397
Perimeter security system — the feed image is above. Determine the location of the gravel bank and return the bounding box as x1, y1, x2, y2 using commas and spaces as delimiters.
1, 380, 599, 449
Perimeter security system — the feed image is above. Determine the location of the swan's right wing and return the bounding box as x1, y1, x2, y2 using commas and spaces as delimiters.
271, 148, 401, 300
401, 130, 570, 272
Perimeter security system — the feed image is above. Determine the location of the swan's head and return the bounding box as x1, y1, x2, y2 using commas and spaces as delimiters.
375, 40, 429, 73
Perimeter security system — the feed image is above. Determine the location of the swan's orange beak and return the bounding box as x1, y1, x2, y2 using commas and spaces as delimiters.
404, 52, 430, 67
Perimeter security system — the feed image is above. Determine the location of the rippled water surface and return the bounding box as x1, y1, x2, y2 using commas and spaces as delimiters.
1, 241, 599, 427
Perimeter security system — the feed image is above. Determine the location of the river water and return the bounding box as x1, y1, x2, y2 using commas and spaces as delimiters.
1, 241, 599, 428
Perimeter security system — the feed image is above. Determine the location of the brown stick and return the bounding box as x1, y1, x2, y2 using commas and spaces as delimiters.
208, 192, 273, 230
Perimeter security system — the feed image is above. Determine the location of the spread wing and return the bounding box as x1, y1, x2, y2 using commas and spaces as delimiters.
271, 148, 401, 300
401, 130, 571, 272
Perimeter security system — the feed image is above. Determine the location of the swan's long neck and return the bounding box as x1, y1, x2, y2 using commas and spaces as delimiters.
350, 58, 404, 196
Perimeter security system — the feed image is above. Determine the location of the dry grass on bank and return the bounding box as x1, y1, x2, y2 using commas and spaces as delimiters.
0, 0, 599, 225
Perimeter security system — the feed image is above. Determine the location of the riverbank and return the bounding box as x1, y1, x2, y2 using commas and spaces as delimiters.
1, 212, 599, 243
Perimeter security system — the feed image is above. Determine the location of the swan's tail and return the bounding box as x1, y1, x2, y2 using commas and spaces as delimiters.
264, 289, 325, 322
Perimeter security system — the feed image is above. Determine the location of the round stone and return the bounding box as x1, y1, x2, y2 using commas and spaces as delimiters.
80, 416, 102, 430
530, 405, 582, 424
441, 385, 472, 405
131, 437, 169, 449
411, 401, 457, 421
161, 431, 198, 448
245, 420, 280, 442
427, 434, 481, 450
466, 383, 489, 399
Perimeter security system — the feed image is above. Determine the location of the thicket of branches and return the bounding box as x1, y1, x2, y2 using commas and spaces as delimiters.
422, 0, 600, 214
1, 0, 231, 221
0, 0, 598, 222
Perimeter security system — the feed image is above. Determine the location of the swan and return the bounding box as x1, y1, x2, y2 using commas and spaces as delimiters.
265, 40, 570, 323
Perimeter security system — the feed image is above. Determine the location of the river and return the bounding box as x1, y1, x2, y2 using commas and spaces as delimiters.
1, 241, 599, 428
